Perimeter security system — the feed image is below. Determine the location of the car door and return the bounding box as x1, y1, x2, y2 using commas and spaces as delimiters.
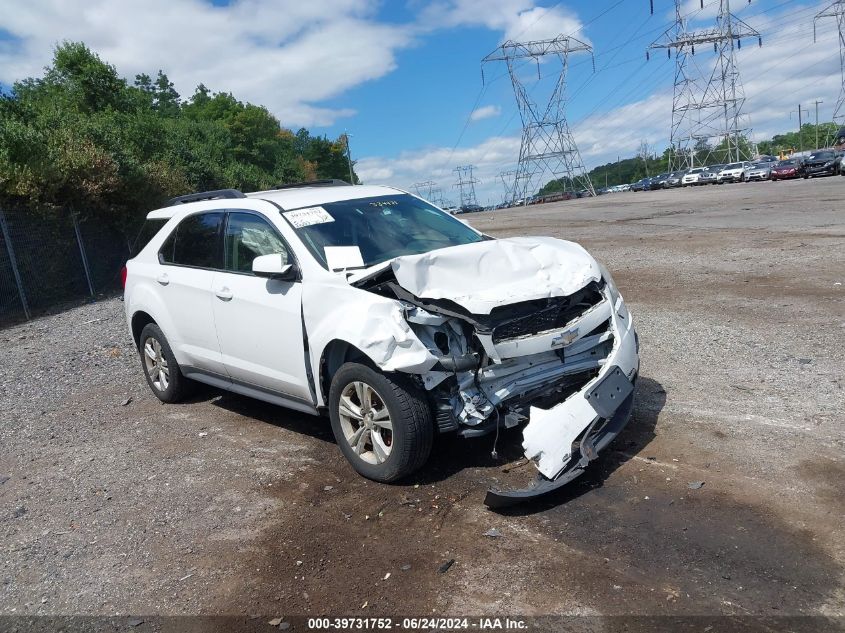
157, 211, 227, 376
210, 210, 312, 403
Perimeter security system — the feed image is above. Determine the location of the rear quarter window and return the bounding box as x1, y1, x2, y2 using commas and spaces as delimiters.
130, 219, 168, 257
159, 212, 224, 269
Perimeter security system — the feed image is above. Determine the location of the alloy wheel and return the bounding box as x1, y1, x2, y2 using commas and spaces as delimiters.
337, 381, 393, 465
142, 336, 170, 392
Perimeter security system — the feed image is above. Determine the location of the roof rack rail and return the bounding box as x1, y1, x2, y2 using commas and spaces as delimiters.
167, 189, 246, 205
273, 179, 350, 190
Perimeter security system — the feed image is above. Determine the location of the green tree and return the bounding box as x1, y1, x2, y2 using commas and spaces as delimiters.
0, 41, 359, 235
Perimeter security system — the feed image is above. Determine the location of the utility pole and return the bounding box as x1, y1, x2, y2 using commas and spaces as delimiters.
648, 0, 761, 168
813, 99, 824, 148
343, 132, 355, 184
482, 35, 596, 201
799, 104, 804, 152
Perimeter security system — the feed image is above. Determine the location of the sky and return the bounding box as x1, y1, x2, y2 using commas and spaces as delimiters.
0, 0, 841, 204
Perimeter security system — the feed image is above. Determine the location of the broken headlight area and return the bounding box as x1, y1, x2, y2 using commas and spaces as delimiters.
354, 265, 638, 506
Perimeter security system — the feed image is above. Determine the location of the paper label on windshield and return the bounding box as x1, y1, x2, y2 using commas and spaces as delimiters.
325, 246, 364, 271
283, 206, 334, 228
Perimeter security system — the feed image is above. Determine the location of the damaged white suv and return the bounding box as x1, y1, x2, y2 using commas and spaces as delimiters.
124, 181, 639, 507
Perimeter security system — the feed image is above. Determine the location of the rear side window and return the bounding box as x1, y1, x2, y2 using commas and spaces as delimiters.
160, 212, 224, 269
130, 219, 167, 257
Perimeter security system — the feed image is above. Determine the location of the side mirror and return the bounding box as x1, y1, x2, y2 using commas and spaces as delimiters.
252, 254, 298, 281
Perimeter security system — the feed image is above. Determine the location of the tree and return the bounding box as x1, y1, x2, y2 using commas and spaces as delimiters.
0, 41, 359, 232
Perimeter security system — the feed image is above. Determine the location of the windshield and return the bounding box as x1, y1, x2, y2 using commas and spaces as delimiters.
809, 151, 834, 160
282, 193, 485, 271
725, 163, 742, 169
778, 160, 798, 167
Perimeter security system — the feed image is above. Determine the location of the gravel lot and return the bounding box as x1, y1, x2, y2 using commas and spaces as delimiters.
1, 178, 843, 625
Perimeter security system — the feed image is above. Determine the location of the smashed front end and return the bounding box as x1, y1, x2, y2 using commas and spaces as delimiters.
351, 237, 639, 508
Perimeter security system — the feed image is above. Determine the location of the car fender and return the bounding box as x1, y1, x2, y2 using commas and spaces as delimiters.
303, 281, 438, 406
124, 274, 185, 364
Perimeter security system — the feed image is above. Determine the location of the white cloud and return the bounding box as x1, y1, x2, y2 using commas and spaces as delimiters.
0, 0, 588, 130
470, 104, 502, 121
356, 134, 521, 205
0, 0, 410, 127
418, 0, 584, 44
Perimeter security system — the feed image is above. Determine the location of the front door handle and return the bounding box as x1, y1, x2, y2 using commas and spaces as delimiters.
156, 274, 169, 286
215, 287, 233, 301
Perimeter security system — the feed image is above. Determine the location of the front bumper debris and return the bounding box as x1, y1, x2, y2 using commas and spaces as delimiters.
484, 297, 639, 509
485, 383, 635, 509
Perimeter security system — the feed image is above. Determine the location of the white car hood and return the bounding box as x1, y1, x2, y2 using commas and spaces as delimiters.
388, 236, 601, 315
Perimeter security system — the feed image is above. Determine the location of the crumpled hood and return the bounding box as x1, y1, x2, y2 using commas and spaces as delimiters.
390, 236, 601, 315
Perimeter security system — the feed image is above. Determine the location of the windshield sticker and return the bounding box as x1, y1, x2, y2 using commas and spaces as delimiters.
325, 246, 364, 271
369, 200, 398, 207
283, 207, 335, 228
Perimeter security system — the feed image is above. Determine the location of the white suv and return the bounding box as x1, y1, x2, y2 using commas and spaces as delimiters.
717, 161, 752, 183
124, 181, 639, 507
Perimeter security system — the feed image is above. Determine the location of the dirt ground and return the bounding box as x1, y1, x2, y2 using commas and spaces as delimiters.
1, 178, 843, 628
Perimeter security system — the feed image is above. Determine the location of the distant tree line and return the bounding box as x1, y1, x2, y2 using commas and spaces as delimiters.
0, 42, 358, 232
539, 122, 841, 195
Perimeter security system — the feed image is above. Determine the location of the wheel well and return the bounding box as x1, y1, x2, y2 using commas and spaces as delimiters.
319, 340, 368, 401
131, 311, 156, 347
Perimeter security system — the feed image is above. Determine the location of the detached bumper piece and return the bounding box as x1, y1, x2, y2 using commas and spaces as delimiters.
484, 372, 635, 510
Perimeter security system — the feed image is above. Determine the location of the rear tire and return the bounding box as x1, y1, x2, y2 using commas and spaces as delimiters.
328, 363, 433, 483
138, 323, 192, 403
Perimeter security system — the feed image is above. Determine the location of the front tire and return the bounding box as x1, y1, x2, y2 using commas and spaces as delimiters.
328, 363, 433, 483
138, 323, 191, 403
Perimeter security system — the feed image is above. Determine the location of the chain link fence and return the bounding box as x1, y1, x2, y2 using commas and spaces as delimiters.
0, 202, 134, 327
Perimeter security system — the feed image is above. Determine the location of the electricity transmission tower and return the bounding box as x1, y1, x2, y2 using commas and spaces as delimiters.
429, 186, 446, 207
483, 36, 596, 202
452, 165, 479, 207
648, 0, 761, 169
497, 170, 517, 204
815, 1, 845, 128
412, 180, 436, 200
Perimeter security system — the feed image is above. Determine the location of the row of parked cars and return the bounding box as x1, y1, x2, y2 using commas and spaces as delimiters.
627, 150, 843, 191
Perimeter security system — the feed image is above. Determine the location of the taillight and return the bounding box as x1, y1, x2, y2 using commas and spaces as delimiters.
120, 265, 128, 289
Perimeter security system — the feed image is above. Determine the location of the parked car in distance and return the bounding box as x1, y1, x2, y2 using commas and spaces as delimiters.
770, 158, 804, 181
745, 163, 772, 182
630, 178, 647, 192
650, 173, 670, 189
681, 167, 707, 185
457, 204, 483, 214
802, 150, 840, 178
123, 182, 639, 507
717, 162, 752, 183
664, 171, 687, 188
698, 165, 723, 185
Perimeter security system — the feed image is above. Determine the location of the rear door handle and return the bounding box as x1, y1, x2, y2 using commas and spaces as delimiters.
215, 287, 233, 301
156, 274, 169, 286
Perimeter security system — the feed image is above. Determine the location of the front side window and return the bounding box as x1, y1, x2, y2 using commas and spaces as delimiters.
282, 194, 484, 270
224, 212, 290, 273
160, 212, 224, 268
